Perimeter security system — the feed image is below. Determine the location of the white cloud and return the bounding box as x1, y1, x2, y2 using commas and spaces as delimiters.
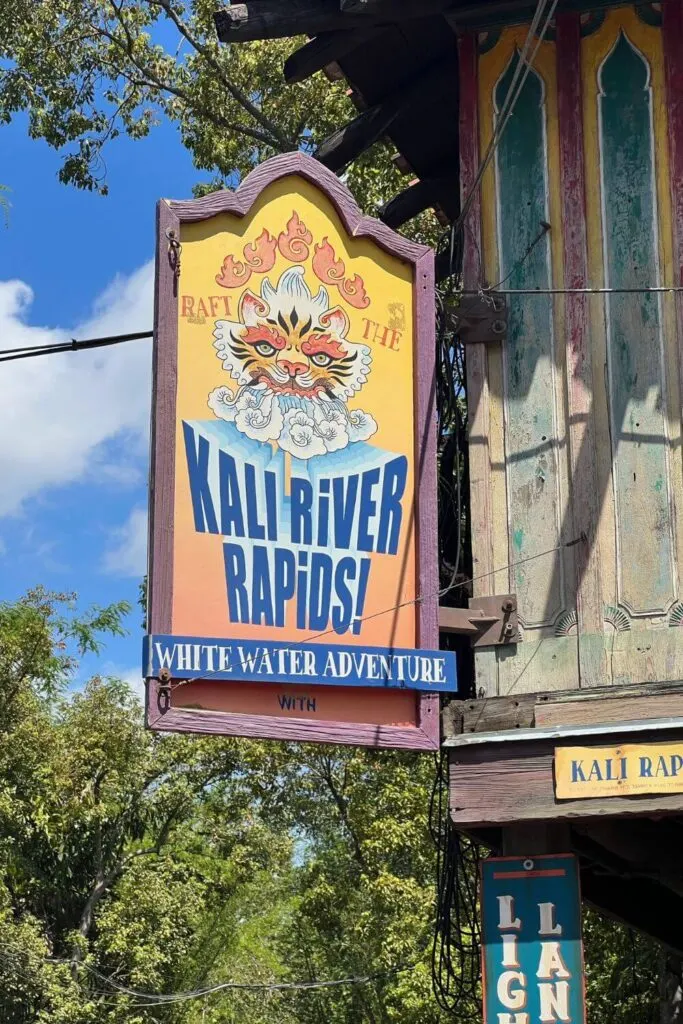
102, 506, 148, 577
101, 663, 146, 701
0, 263, 153, 516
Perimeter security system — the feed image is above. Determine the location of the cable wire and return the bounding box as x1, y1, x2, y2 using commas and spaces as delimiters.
0, 330, 152, 363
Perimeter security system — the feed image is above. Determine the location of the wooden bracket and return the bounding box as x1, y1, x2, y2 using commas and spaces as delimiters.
438, 593, 518, 647
451, 292, 507, 345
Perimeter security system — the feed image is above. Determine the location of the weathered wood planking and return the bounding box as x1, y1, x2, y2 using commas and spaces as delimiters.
556, 11, 603, 685
535, 693, 683, 728
449, 733, 683, 826
473, 24, 579, 696
466, 5, 683, 697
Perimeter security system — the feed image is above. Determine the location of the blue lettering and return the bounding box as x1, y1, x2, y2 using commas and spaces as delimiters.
377, 456, 407, 554
291, 478, 313, 545
245, 463, 266, 540
218, 450, 244, 537
331, 557, 356, 635
317, 479, 331, 547
251, 545, 274, 626
332, 474, 359, 549
273, 548, 296, 627
571, 760, 587, 784
309, 553, 333, 630
223, 543, 249, 623
265, 470, 278, 541
183, 422, 218, 533
357, 467, 381, 552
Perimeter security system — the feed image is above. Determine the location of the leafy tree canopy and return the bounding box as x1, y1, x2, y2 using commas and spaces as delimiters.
0, 0, 409, 215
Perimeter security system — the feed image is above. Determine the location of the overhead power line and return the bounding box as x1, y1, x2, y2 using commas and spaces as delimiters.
0, 330, 153, 364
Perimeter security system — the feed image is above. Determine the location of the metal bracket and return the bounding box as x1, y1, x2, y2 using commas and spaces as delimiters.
451, 292, 507, 345
438, 594, 518, 647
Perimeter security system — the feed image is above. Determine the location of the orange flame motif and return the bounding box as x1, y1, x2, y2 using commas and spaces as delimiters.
243, 228, 277, 273
278, 211, 312, 262
215, 255, 252, 289
339, 273, 370, 309
312, 238, 345, 285
312, 238, 370, 309
214, 215, 370, 307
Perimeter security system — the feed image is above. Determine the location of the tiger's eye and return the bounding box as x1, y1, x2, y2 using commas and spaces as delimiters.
311, 353, 331, 367
255, 341, 276, 357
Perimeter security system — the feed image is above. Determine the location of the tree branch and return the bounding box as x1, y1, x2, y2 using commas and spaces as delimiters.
96, 32, 283, 149
146, 0, 296, 152
319, 756, 367, 872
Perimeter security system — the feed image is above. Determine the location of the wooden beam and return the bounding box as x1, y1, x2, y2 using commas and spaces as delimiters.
448, 735, 683, 827
215, 0, 451, 43
576, 820, 683, 899
379, 175, 458, 228
315, 101, 402, 171
340, 0, 452, 13
502, 822, 570, 855
445, 0, 630, 31
284, 29, 382, 83
315, 59, 453, 170
581, 870, 683, 956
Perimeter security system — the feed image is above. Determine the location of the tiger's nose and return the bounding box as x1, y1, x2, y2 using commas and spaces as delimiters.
279, 358, 308, 378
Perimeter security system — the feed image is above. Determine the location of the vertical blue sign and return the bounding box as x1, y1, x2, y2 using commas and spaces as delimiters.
481, 854, 586, 1024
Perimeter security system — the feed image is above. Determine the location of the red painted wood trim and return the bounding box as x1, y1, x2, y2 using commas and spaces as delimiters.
663, 0, 683, 431
414, 247, 440, 747
556, 12, 602, 649
458, 34, 482, 291
458, 33, 495, 603
146, 152, 439, 750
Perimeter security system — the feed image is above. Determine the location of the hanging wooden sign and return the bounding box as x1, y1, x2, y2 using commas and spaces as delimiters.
481, 854, 586, 1024
144, 152, 453, 749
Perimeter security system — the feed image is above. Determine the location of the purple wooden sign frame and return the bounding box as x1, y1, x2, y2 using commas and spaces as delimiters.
146, 152, 439, 749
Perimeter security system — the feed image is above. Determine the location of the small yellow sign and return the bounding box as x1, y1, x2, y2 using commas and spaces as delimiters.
555, 741, 683, 800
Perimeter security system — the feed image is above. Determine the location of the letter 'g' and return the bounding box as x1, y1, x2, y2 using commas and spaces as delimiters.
497, 971, 527, 1010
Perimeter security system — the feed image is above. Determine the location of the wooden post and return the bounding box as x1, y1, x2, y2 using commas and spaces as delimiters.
502, 823, 571, 856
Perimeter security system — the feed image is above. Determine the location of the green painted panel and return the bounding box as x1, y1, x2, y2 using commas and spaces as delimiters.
495, 55, 564, 628
599, 31, 674, 615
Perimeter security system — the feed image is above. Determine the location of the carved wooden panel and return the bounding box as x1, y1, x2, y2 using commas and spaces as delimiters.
460, 3, 683, 696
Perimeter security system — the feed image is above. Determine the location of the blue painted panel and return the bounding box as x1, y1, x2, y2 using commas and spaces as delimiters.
143, 634, 457, 692
481, 854, 586, 1024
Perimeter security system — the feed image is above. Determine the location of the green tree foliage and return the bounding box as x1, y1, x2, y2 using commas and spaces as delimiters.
0, 589, 667, 1022
0, 0, 410, 218
0, 590, 451, 1022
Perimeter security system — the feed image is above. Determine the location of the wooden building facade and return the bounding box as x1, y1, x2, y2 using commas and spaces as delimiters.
218, 0, 683, 951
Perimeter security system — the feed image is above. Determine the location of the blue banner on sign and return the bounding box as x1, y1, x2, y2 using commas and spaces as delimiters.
481, 854, 586, 1024
143, 634, 457, 692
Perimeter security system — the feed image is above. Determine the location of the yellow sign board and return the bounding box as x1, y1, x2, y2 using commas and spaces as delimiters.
555, 741, 683, 799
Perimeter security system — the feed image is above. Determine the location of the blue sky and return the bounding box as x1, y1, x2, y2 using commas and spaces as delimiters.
0, 112, 201, 692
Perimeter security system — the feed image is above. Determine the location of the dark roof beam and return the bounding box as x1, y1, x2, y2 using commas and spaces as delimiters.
340, 0, 453, 13
284, 29, 383, 84
314, 60, 454, 172
379, 175, 459, 229
215, 1, 454, 43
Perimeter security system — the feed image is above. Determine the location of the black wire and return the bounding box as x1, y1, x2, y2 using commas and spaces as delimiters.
0, 330, 152, 363
430, 750, 485, 1016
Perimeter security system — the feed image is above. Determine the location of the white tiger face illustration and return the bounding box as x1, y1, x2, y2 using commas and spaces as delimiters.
208, 267, 378, 460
